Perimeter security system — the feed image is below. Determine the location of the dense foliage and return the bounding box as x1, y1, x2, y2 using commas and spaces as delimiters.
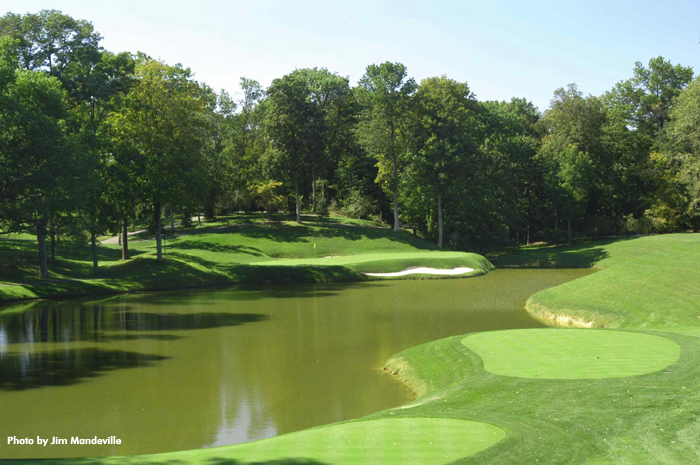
1, 10, 698, 276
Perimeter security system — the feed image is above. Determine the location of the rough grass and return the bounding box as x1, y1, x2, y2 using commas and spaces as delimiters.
0, 214, 493, 303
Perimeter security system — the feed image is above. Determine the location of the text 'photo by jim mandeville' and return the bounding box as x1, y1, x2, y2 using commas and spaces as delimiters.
8, 436, 122, 446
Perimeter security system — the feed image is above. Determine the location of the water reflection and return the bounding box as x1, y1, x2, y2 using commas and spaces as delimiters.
0, 348, 168, 390
0, 305, 267, 345
0, 269, 591, 459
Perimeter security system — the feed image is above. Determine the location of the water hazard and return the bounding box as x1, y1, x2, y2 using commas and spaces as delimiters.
0, 269, 590, 458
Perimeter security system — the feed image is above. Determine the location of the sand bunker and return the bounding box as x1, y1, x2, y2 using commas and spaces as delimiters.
363, 267, 474, 277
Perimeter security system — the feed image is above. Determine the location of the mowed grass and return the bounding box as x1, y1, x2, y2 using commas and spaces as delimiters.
33, 418, 505, 465
0, 214, 493, 303
461, 329, 681, 379
524, 234, 700, 336
5, 232, 699, 464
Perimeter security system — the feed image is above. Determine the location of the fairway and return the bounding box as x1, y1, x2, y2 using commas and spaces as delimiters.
223, 418, 506, 464
461, 328, 681, 379
48, 418, 506, 464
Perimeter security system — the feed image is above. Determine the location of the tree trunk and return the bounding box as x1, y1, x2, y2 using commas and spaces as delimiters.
567, 219, 572, 246
49, 218, 56, 263
197, 212, 201, 226
295, 178, 301, 224
170, 205, 175, 232
392, 160, 399, 232
437, 193, 443, 249
527, 222, 530, 246
390, 121, 399, 232
37, 220, 49, 278
267, 210, 271, 227
204, 190, 216, 220
154, 202, 163, 261
312, 179, 317, 214
91, 232, 99, 275
121, 217, 129, 260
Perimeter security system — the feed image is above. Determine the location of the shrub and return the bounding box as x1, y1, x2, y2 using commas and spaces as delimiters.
621, 212, 663, 235
341, 189, 378, 219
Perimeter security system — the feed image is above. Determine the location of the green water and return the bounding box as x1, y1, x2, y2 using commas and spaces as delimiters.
0, 269, 589, 459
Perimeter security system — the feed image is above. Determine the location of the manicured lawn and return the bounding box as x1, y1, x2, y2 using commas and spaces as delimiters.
32, 418, 504, 465
0, 214, 493, 303
461, 328, 680, 379
525, 234, 700, 336
6, 233, 699, 464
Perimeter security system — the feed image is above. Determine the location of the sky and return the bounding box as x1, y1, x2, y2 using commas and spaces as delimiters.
2, 0, 699, 111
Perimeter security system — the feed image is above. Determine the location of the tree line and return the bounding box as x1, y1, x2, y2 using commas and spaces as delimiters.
1, 10, 698, 277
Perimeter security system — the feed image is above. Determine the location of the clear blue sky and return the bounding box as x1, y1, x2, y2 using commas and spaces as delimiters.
3, 0, 699, 111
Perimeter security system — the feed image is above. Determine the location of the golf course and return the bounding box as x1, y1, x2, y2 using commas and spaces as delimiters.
0, 214, 492, 304
2, 5, 700, 463
2, 222, 699, 464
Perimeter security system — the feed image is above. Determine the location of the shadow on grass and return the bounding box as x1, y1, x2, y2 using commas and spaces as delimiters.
23, 458, 330, 465
487, 237, 638, 268
194, 221, 435, 250
0, 348, 168, 391
166, 240, 265, 257
0, 236, 145, 284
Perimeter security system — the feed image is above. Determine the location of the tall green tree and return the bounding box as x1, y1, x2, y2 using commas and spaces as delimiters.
0, 9, 102, 93
539, 84, 600, 244
265, 72, 325, 223
667, 76, 700, 213
357, 62, 416, 231
407, 76, 480, 248
109, 56, 209, 261
292, 68, 354, 212
604, 56, 693, 137
0, 37, 72, 277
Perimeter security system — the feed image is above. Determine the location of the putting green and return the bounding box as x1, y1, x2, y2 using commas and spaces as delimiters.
462, 329, 680, 379
220, 418, 505, 464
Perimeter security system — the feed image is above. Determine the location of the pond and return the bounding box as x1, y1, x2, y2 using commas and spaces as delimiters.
0, 269, 590, 459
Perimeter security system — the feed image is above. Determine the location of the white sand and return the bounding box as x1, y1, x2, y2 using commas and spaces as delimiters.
363, 267, 474, 277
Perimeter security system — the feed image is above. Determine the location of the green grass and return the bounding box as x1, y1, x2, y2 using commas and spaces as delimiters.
461, 329, 681, 379
5, 232, 699, 463
524, 234, 700, 336
29, 418, 504, 465
0, 214, 493, 303
488, 233, 700, 269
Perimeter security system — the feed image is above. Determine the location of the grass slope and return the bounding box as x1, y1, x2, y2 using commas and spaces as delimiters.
524, 234, 700, 335
0, 214, 493, 303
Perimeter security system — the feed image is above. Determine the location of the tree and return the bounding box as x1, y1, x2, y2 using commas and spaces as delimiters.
539, 85, 600, 244
357, 62, 416, 231
667, 76, 700, 212
248, 181, 284, 226
108, 56, 210, 261
604, 56, 693, 136
408, 76, 480, 248
292, 68, 353, 213
480, 98, 543, 246
0, 37, 72, 277
265, 72, 325, 223
0, 9, 102, 93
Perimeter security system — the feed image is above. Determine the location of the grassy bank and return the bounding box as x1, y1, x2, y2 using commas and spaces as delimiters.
521, 234, 700, 335
6, 234, 699, 464
0, 214, 492, 303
